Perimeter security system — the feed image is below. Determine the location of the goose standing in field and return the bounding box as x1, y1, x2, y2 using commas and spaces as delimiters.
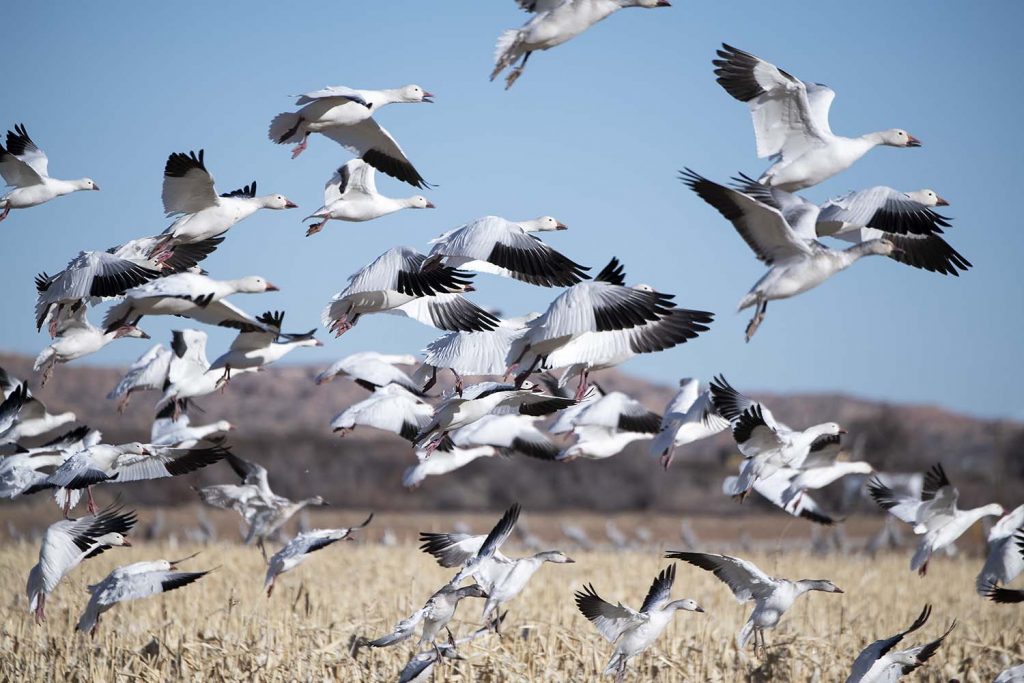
268, 84, 432, 187
868, 463, 1005, 575
322, 246, 499, 337
26, 504, 137, 622
427, 215, 588, 287
712, 44, 921, 191
846, 604, 956, 683
0, 123, 98, 221
0, 372, 76, 444
666, 550, 843, 654
209, 310, 322, 382
681, 169, 899, 341
314, 351, 422, 392
977, 505, 1024, 595
304, 159, 433, 236
710, 375, 845, 498
264, 515, 373, 596
651, 378, 729, 469
106, 344, 172, 412
102, 271, 279, 332
149, 150, 297, 260
34, 306, 150, 386
492, 0, 671, 90
75, 556, 211, 634
575, 564, 703, 682
330, 384, 433, 442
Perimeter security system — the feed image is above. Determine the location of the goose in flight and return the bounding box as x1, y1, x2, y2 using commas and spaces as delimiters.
330, 384, 433, 442
154, 330, 256, 415
26, 503, 137, 622
575, 564, 703, 682
722, 468, 840, 526
492, 0, 671, 90
0, 371, 76, 444
149, 150, 296, 260
557, 425, 651, 461
209, 310, 322, 382
404, 444, 499, 488
268, 84, 432, 187
304, 159, 433, 236
868, 463, 1005, 575
363, 581, 489, 651
650, 378, 729, 469
396, 615, 504, 683
75, 556, 211, 634
846, 605, 956, 682
264, 515, 373, 596
34, 306, 150, 386
681, 169, 899, 341
981, 534, 1024, 603
150, 402, 233, 449
549, 388, 661, 436
321, 246, 499, 337
106, 344, 172, 412
0, 426, 100, 500
977, 505, 1024, 596
427, 215, 587, 287
712, 44, 920, 191
710, 375, 845, 498
0, 123, 98, 221
314, 351, 422, 393
666, 550, 842, 654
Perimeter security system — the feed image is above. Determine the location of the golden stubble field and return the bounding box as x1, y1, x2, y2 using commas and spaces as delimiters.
0, 536, 1021, 682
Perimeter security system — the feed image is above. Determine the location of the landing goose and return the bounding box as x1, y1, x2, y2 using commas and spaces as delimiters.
0, 426, 100, 500
330, 384, 433, 441
681, 170, 898, 341
722, 468, 838, 526
209, 310, 322, 381
710, 375, 845, 498
150, 403, 233, 448
651, 378, 729, 468
34, 306, 149, 386
868, 463, 1005, 575
666, 550, 842, 653
712, 44, 920, 190
396, 616, 503, 683
264, 515, 373, 596
846, 605, 956, 682
403, 445, 498, 488
26, 503, 136, 622
982, 539, 1024, 601
304, 159, 433, 235
75, 556, 211, 634
363, 582, 488, 650
106, 343, 172, 412
427, 215, 588, 287
150, 150, 296, 259
314, 351, 422, 392
321, 246, 499, 336
492, 0, 671, 90
575, 564, 703, 682
0, 123, 98, 221
156, 330, 256, 413
269, 84, 432, 187
0, 371, 76, 443
977, 505, 1024, 595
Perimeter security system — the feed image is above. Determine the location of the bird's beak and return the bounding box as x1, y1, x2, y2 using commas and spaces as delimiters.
555, 222, 568, 230
265, 282, 280, 292
463, 284, 476, 292
834, 587, 845, 593
935, 196, 950, 206
314, 339, 324, 347
695, 606, 705, 613
425, 201, 436, 209
422, 92, 435, 103
284, 200, 299, 209
92, 184, 101, 191
565, 557, 576, 563
227, 424, 237, 431
122, 539, 132, 547
656, 0, 671, 5
138, 329, 151, 340
906, 135, 922, 147
838, 429, 847, 435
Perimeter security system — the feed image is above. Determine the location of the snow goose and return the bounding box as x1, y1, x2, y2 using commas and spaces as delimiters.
549, 388, 661, 435
575, 564, 703, 682
363, 581, 489, 650
75, 556, 211, 634
712, 44, 921, 191
304, 159, 433, 236
420, 505, 573, 625
0, 123, 98, 221
150, 150, 296, 259
868, 463, 1005, 575
26, 503, 136, 622
314, 351, 422, 392
0, 373, 76, 444
150, 403, 233, 448
557, 425, 650, 461
264, 515, 373, 596
996, 664, 1024, 683
492, 0, 671, 90
681, 169, 898, 341
0, 426, 100, 500
427, 215, 587, 287
209, 310, 322, 381
330, 384, 433, 441
414, 381, 575, 453
846, 605, 956, 683
154, 330, 255, 414
977, 505, 1024, 595
666, 550, 842, 654
269, 84, 432, 187
106, 343, 172, 412
404, 444, 498, 489
723, 468, 838, 526
396, 616, 503, 683
510, 258, 713, 395
981, 529, 1024, 604
651, 378, 729, 468
321, 246, 499, 336
710, 375, 845, 498
102, 271, 279, 332
34, 306, 149, 386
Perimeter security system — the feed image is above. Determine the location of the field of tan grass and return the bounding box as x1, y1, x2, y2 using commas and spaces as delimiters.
1, 534, 1021, 682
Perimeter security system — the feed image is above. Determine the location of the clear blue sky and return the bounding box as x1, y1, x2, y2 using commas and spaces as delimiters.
2, 2, 1022, 418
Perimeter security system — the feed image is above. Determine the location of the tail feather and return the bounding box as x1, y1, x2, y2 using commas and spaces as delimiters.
492, 29, 523, 79
268, 112, 304, 145
738, 620, 755, 648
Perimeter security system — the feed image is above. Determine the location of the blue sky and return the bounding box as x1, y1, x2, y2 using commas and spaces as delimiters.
2, 2, 1021, 418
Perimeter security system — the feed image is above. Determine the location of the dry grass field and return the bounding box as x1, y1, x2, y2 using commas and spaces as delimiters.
1, 535, 1021, 682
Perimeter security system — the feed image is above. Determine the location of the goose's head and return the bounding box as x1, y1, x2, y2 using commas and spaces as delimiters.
114, 325, 150, 340
865, 238, 900, 257
399, 84, 433, 103
805, 579, 844, 593
234, 276, 280, 293
906, 189, 949, 207
538, 550, 575, 564
458, 584, 489, 599
97, 531, 132, 547
632, 283, 655, 292
407, 196, 435, 209
667, 598, 704, 613
75, 178, 101, 192
122, 442, 150, 456
519, 216, 567, 233
262, 194, 299, 210
518, 381, 542, 393
881, 129, 921, 148
816, 422, 847, 437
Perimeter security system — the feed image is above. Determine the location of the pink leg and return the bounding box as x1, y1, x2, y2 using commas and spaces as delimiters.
306, 219, 328, 237
87, 487, 97, 515
0, 204, 10, 222
291, 136, 309, 159
452, 370, 464, 396
574, 369, 590, 401
423, 433, 447, 457
35, 593, 46, 623
660, 449, 674, 470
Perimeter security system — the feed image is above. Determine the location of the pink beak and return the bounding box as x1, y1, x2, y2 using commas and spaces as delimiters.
265, 282, 280, 292
935, 196, 949, 206
284, 200, 299, 209
422, 91, 435, 103
906, 134, 922, 147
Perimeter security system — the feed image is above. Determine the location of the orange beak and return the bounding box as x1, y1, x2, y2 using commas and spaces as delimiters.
935, 196, 949, 206
906, 134, 922, 147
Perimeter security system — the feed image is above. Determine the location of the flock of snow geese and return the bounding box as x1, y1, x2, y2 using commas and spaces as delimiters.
0, 2, 1017, 681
